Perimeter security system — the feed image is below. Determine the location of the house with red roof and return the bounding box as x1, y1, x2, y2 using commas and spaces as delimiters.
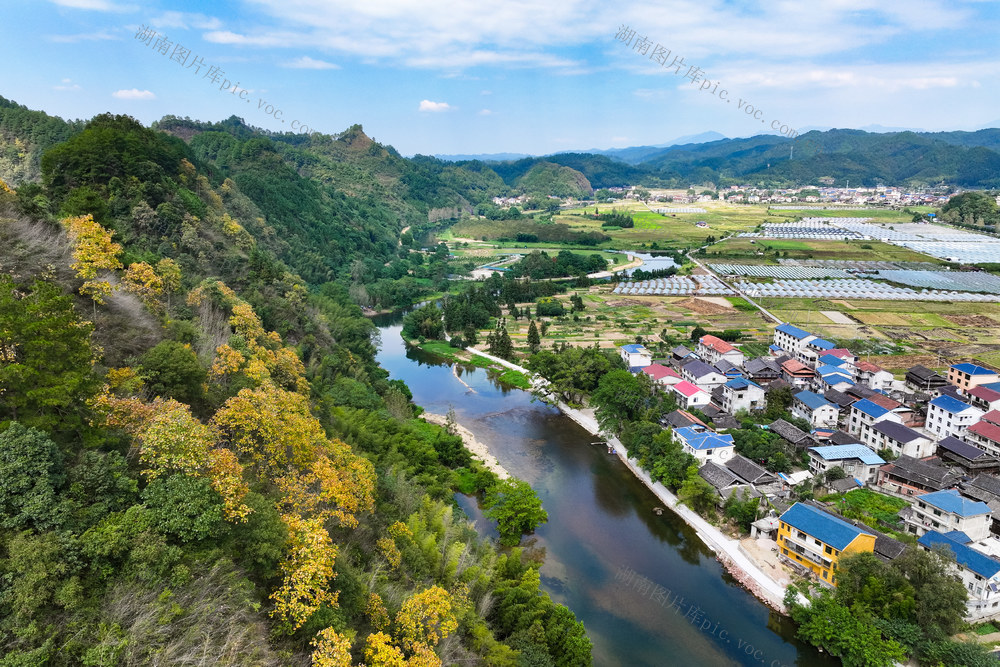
968, 385, 1000, 413
696, 334, 745, 366
968, 420, 1000, 459
671, 380, 711, 410
781, 358, 816, 389
641, 363, 682, 387
855, 360, 894, 391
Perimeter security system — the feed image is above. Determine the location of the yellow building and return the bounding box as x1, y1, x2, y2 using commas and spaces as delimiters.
777, 502, 876, 585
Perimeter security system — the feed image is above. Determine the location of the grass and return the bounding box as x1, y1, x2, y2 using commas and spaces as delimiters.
974, 623, 1000, 636
492, 368, 532, 390
837, 489, 909, 528
703, 237, 946, 264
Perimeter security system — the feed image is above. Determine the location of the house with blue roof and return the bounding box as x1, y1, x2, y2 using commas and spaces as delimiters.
817, 354, 847, 368
673, 425, 735, 465
848, 398, 903, 442
949, 363, 1000, 393
777, 503, 876, 585
918, 530, 1000, 621
926, 394, 984, 439
808, 444, 885, 484
619, 344, 652, 372
906, 489, 992, 541
720, 377, 765, 414
799, 337, 837, 366
773, 323, 816, 355
816, 367, 855, 393
791, 390, 840, 428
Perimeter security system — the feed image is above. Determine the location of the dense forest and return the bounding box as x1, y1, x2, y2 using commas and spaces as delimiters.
0, 106, 591, 665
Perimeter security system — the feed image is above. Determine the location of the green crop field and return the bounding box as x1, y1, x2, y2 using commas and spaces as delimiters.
702, 237, 945, 264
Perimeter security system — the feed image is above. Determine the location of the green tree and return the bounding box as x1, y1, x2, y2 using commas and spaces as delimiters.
0, 276, 96, 435
526, 320, 541, 353
483, 478, 549, 546
487, 319, 515, 360
140, 341, 207, 409
894, 545, 968, 636
0, 423, 67, 530
794, 591, 905, 667
463, 322, 479, 345
141, 474, 228, 543
591, 369, 650, 434
678, 465, 717, 515
723, 488, 759, 531
402, 303, 445, 340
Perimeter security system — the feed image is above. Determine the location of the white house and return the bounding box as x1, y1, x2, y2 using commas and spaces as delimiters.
673, 425, 735, 465
905, 489, 992, 541
791, 390, 840, 428
680, 360, 728, 390
773, 323, 816, 355
918, 531, 1000, 622
620, 344, 652, 371
967, 419, 1000, 458
672, 381, 711, 409
847, 398, 903, 441
696, 334, 745, 367
808, 444, 885, 484
720, 377, 765, 414
641, 363, 682, 387
869, 420, 936, 459
855, 361, 894, 392
926, 395, 984, 439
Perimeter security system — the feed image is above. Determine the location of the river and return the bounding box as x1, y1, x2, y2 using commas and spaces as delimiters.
372, 313, 836, 667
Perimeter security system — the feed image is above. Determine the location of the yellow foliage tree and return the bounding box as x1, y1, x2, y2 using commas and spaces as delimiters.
310, 627, 354, 667
377, 537, 402, 570
366, 593, 391, 632
207, 447, 252, 522
395, 586, 457, 651
122, 261, 164, 308
364, 632, 407, 667
270, 513, 339, 631
155, 257, 182, 308
60, 214, 123, 305
0, 177, 12, 194
134, 399, 215, 478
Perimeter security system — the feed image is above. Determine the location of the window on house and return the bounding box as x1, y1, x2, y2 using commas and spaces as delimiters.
798, 531, 806, 540
825, 545, 832, 554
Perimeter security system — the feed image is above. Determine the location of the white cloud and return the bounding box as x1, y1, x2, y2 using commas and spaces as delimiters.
419, 100, 452, 112
112, 88, 155, 100
150, 11, 222, 30
478, 108, 493, 115
283, 56, 340, 69
54, 78, 82, 91
49, 0, 133, 11
47, 30, 119, 42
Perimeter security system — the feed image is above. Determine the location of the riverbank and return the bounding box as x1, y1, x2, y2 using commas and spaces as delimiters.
464, 346, 791, 612
422, 412, 510, 480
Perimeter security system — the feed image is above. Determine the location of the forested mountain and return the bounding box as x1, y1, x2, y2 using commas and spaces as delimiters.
0, 95, 83, 185
0, 104, 591, 665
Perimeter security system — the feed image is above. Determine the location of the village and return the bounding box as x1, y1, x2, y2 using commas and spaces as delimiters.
619, 324, 1000, 623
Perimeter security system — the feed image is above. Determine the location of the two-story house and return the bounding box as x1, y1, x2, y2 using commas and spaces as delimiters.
673, 425, 735, 465
641, 363, 682, 387
869, 420, 936, 459
855, 361, 894, 392
781, 359, 817, 389
949, 363, 1000, 393
904, 488, 992, 540
744, 357, 781, 385
808, 444, 885, 484
777, 502, 876, 586
620, 344, 652, 371
791, 390, 840, 428
681, 359, 728, 391
968, 419, 1000, 458
847, 398, 903, 441
671, 381, 711, 410
925, 395, 984, 439
917, 531, 1000, 621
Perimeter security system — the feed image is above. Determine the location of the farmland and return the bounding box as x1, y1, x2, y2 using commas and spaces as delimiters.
702, 237, 947, 264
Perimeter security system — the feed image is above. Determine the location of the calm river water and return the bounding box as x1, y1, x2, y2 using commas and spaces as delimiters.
373, 314, 836, 667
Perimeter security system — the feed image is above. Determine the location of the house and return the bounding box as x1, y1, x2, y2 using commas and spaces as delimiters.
671, 381, 712, 409
641, 363, 683, 387
906, 364, 947, 392
824, 388, 856, 411
791, 391, 840, 428
673, 425, 735, 465
828, 430, 863, 446
904, 489, 992, 541
698, 462, 748, 502
808, 444, 885, 483
681, 359, 728, 389
855, 361, 894, 392
720, 377, 765, 413
777, 502, 876, 585
866, 393, 921, 428
874, 534, 908, 563
925, 395, 984, 439
826, 348, 858, 366
877, 455, 959, 498
968, 419, 1000, 458
949, 363, 1000, 392
620, 344, 653, 371
799, 337, 836, 366
848, 399, 903, 441
917, 531, 1000, 621
660, 409, 708, 430
958, 475, 1000, 534
770, 418, 818, 450
937, 436, 1000, 474
968, 385, 1000, 413
814, 366, 855, 393
713, 414, 742, 430
670, 345, 696, 365
713, 359, 744, 379
781, 359, 816, 389
696, 334, 745, 366
726, 454, 779, 490
773, 323, 816, 355
744, 357, 781, 385
869, 420, 935, 458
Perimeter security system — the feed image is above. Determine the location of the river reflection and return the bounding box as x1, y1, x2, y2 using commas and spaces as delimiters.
372, 314, 836, 667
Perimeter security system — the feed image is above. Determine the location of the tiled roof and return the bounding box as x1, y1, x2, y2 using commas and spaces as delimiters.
661, 409, 707, 429
726, 455, 776, 485
880, 455, 956, 488
818, 354, 847, 367
781, 359, 814, 375
852, 398, 890, 419
918, 531, 1000, 578
872, 420, 924, 443
675, 426, 735, 451
824, 389, 855, 408
674, 381, 706, 398
829, 430, 863, 445
795, 390, 836, 411
970, 420, 1000, 444
952, 363, 998, 376
918, 489, 991, 517
856, 360, 885, 374
700, 334, 736, 354
779, 503, 868, 551
906, 364, 943, 381
672, 345, 693, 357
769, 418, 812, 444
867, 394, 903, 411
968, 385, 1000, 403
930, 394, 975, 415
827, 349, 855, 359
775, 323, 813, 340
982, 410, 1000, 426
938, 435, 993, 461
745, 358, 779, 375
810, 444, 885, 466
699, 462, 740, 491
642, 364, 681, 381
684, 360, 719, 379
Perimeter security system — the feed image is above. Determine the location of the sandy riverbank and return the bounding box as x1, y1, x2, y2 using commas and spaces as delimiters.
422, 412, 510, 480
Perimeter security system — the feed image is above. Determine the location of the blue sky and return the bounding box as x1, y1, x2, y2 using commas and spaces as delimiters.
3, 0, 1000, 156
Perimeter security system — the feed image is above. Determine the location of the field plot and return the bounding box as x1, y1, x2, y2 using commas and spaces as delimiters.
703, 238, 940, 264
